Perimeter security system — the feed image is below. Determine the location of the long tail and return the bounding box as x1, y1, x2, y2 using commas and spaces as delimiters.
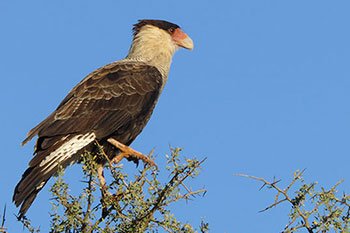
13, 133, 96, 218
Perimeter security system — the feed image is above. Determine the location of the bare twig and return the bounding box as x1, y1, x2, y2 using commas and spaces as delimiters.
82, 171, 94, 233
236, 173, 314, 233
1, 205, 5, 228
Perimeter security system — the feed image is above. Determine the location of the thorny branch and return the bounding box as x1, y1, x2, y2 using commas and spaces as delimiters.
139, 158, 206, 223
21, 148, 207, 233
236, 170, 350, 233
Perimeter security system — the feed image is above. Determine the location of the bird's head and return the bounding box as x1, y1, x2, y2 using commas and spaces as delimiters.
127, 19, 193, 77
132, 19, 194, 50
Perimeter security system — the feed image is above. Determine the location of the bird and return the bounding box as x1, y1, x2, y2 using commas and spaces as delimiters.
13, 19, 193, 218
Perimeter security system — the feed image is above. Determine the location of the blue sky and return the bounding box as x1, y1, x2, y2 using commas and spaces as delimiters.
1, 1, 350, 232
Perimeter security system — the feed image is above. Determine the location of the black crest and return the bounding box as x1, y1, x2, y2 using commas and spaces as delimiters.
133, 19, 180, 36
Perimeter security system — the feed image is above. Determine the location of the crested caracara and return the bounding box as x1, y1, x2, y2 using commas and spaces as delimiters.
13, 19, 193, 218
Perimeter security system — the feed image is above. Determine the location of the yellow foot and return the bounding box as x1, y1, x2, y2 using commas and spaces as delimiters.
107, 138, 156, 167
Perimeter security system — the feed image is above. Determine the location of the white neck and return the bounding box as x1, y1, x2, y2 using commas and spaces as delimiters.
126, 25, 178, 78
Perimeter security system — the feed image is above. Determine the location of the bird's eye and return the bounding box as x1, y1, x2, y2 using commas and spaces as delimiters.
168, 28, 175, 33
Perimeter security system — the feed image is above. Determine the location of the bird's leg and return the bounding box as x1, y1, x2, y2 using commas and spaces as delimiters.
97, 164, 106, 189
107, 138, 156, 166
97, 163, 110, 218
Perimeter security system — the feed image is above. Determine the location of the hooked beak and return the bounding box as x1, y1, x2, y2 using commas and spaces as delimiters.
172, 28, 194, 50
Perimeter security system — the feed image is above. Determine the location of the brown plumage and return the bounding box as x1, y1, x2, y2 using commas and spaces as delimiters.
13, 19, 193, 218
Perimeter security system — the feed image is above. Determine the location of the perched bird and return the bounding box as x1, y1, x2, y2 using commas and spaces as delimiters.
13, 19, 193, 218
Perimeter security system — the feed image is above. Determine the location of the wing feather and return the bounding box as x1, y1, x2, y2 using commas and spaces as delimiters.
14, 61, 164, 217
23, 61, 163, 146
